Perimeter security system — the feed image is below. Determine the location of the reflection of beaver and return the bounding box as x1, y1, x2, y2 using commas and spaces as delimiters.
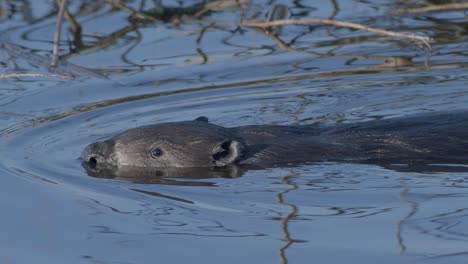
82, 112, 468, 174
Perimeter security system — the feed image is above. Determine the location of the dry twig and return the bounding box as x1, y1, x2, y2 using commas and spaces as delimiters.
242, 18, 433, 51
392, 3, 468, 14
51, 0, 68, 67
0, 73, 74, 80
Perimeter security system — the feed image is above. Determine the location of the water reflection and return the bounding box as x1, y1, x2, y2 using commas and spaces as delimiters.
82, 162, 245, 185
396, 187, 417, 255
82, 159, 468, 186
397, 186, 468, 260
130, 188, 195, 204
276, 171, 299, 264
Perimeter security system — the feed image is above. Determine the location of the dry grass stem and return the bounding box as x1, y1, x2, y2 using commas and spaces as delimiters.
242, 18, 433, 51
51, 0, 68, 67
0, 73, 74, 80
103, 0, 156, 21
392, 3, 468, 14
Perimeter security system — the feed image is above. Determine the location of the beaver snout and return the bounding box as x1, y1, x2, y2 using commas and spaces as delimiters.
81, 140, 116, 168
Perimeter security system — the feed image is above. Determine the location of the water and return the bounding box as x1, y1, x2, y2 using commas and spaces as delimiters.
0, 0, 467, 263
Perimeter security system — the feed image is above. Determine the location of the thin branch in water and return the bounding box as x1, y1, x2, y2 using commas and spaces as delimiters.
51, 0, 68, 67
392, 2, 468, 14
2, 47, 17, 71
195, 48, 208, 64
55, 0, 80, 33
2, 42, 75, 78
102, 0, 156, 21
254, 26, 413, 68
242, 18, 433, 51
258, 28, 323, 56
0, 73, 74, 80
56, 0, 82, 49
194, 0, 250, 18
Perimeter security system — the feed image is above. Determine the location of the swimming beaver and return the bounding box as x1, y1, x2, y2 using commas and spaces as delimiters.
81, 112, 468, 176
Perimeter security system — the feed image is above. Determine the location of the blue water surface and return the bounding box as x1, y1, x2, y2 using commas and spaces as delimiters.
0, 0, 468, 263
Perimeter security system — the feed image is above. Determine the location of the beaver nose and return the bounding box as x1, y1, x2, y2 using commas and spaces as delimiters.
81, 140, 115, 167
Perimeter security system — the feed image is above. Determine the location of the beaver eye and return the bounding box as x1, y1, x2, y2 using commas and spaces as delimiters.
150, 148, 163, 158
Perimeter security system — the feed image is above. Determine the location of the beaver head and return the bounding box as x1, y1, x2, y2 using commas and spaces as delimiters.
81, 117, 246, 169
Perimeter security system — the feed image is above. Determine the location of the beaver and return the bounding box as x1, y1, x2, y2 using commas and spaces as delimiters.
81, 112, 468, 179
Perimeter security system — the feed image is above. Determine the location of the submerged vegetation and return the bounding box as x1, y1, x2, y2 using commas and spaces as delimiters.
0, 0, 467, 80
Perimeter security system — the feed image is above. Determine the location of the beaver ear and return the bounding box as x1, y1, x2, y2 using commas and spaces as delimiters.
211, 139, 244, 166
194, 116, 209, 122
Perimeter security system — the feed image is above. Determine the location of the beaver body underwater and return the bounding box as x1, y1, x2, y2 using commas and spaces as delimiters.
81, 112, 468, 177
